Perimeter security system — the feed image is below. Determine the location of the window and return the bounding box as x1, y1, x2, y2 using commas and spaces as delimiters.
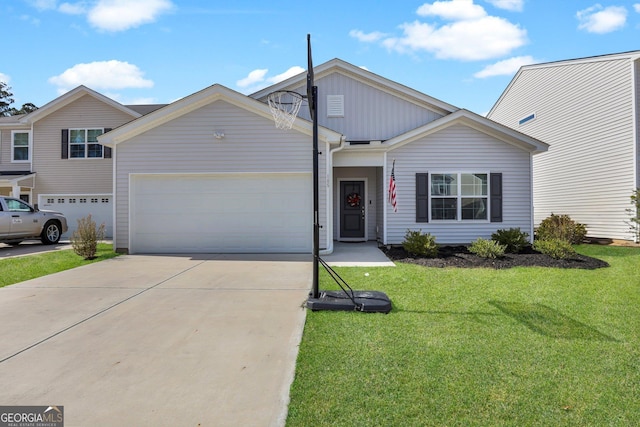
12, 131, 30, 162
518, 113, 535, 126
417, 173, 491, 222
6, 198, 32, 212
69, 128, 104, 158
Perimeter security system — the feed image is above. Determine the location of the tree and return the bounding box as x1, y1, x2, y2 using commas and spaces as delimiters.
0, 81, 15, 116
0, 81, 38, 116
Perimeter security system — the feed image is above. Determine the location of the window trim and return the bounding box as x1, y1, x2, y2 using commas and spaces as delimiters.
428, 171, 490, 223
11, 130, 31, 163
67, 128, 105, 159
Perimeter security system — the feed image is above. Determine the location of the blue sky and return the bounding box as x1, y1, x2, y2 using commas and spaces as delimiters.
2, 0, 640, 115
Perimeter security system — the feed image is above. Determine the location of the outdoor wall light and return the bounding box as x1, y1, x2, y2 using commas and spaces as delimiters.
213, 130, 225, 139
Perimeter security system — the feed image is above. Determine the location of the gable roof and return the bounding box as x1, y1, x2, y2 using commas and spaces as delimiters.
98, 83, 343, 146
251, 58, 459, 116
386, 109, 548, 154
19, 85, 141, 124
488, 50, 640, 117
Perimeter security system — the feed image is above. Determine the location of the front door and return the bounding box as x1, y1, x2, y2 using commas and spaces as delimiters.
340, 180, 365, 240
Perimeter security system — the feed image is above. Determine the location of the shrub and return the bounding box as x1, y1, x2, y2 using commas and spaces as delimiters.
468, 238, 506, 259
71, 214, 106, 260
533, 238, 576, 260
402, 230, 438, 258
536, 214, 587, 244
491, 228, 530, 253
625, 188, 640, 242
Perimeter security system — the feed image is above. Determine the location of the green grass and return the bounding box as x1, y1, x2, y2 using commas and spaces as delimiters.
287, 245, 640, 426
0, 243, 119, 288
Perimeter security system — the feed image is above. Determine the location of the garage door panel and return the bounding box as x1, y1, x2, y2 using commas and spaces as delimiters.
131, 174, 312, 253
40, 195, 113, 239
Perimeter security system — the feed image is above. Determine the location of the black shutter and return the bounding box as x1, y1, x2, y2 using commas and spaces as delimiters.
61, 129, 69, 159
490, 173, 503, 222
416, 173, 429, 222
103, 128, 112, 158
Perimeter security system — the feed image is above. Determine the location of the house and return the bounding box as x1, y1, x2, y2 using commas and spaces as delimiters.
99, 59, 548, 254
488, 50, 640, 242
0, 86, 163, 238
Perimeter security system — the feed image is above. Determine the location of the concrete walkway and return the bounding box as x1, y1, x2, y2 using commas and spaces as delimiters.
0, 254, 311, 427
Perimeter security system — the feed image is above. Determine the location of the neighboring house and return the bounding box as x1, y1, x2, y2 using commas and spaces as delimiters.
0, 86, 163, 238
488, 50, 640, 242
100, 59, 548, 254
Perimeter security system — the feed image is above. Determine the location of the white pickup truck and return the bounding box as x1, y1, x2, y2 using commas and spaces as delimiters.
0, 196, 68, 245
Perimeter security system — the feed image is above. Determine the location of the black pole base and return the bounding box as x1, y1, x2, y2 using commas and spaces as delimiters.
306, 290, 392, 313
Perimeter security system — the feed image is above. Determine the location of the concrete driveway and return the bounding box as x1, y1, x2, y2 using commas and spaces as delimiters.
0, 254, 311, 426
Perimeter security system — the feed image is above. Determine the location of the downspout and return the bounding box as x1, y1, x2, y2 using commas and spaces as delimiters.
320, 134, 346, 255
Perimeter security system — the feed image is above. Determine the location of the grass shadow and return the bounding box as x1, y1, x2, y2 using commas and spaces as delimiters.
489, 301, 618, 342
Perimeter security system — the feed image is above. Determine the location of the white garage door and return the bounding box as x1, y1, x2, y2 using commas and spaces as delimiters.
39, 195, 113, 239
130, 173, 312, 254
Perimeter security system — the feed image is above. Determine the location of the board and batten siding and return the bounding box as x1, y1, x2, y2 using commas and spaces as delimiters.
384, 124, 533, 244
489, 57, 636, 240
31, 94, 135, 201
284, 72, 445, 141
114, 100, 329, 252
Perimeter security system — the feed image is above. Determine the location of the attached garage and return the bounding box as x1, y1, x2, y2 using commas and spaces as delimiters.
39, 194, 113, 239
129, 173, 312, 254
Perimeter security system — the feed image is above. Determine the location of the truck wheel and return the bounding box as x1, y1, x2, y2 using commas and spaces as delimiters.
41, 221, 62, 244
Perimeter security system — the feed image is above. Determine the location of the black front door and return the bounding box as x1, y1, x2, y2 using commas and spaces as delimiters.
340, 181, 365, 239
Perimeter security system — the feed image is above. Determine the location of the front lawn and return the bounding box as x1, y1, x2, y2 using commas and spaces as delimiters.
287, 245, 640, 426
0, 243, 118, 288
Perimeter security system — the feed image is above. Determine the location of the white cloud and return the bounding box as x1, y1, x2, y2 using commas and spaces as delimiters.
48, 60, 154, 94
59, 2, 88, 15
236, 66, 306, 93
383, 16, 527, 61
634, 3, 640, 13
355, 1, 527, 61
485, 0, 524, 12
349, 30, 388, 43
473, 55, 535, 78
417, 0, 487, 20
87, 0, 174, 32
577, 5, 627, 34
0, 73, 11, 84
236, 69, 269, 88
267, 66, 305, 84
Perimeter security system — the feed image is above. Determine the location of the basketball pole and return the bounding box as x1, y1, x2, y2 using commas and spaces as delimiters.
309, 35, 320, 300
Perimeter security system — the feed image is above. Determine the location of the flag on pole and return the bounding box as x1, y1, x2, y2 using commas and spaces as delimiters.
388, 160, 397, 212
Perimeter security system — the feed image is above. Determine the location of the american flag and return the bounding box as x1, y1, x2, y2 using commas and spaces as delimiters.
388, 160, 397, 212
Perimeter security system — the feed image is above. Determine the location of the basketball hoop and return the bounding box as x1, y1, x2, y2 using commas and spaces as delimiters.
267, 90, 304, 130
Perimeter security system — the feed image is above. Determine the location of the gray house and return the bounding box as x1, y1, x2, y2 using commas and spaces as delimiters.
488, 51, 640, 242
100, 59, 548, 254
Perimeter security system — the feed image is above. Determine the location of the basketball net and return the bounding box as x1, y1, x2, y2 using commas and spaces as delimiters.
267, 91, 303, 130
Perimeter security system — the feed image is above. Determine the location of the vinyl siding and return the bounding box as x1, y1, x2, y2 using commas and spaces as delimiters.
489, 57, 636, 240
385, 124, 533, 244
31, 94, 135, 201
286, 72, 444, 140
114, 100, 329, 252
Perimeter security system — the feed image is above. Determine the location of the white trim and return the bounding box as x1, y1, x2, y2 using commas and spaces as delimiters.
632, 59, 639, 242
10, 130, 31, 163
426, 171, 491, 223
336, 177, 368, 242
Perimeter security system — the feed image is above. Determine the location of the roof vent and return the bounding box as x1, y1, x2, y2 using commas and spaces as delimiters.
327, 95, 344, 117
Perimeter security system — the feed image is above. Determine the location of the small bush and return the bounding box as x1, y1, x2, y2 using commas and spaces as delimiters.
468, 238, 506, 259
533, 238, 576, 260
71, 214, 106, 260
491, 228, 530, 253
402, 230, 438, 258
536, 214, 587, 244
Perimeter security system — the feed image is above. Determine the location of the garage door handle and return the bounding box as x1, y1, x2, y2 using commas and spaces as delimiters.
12, 215, 19, 218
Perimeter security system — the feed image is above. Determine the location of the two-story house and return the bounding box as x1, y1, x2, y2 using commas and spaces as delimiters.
0, 86, 162, 238
488, 50, 640, 242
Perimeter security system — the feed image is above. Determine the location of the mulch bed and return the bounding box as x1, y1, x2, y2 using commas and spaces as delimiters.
381, 245, 609, 270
